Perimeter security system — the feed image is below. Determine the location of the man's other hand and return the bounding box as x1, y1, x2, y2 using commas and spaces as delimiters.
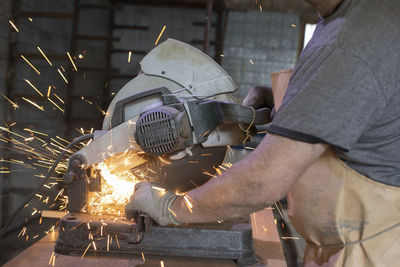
242, 86, 275, 121
125, 182, 181, 226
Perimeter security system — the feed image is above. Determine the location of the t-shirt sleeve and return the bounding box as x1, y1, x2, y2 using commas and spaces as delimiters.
267, 46, 386, 152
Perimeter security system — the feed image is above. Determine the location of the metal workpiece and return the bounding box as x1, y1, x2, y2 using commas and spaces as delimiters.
55, 214, 257, 266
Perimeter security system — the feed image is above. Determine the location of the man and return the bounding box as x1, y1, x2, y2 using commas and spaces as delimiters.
126, 0, 400, 266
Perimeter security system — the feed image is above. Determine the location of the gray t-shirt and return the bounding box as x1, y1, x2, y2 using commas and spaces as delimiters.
267, 0, 400, 186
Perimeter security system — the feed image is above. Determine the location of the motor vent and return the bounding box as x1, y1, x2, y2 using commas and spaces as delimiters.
135, 109, 180, 155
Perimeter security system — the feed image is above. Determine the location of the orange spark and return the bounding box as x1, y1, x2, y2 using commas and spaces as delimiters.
57, 69, 68, 83
155, 25, 166, 45
67, 52, 78, 71
47, 86, 52, 98
20, 55, 40, 75
81, 243, 91, 259
22, 97, 44, 111
0, 93, 19, 108
24, 79, 43, 97
9, 20, 19, 32
37, 47, 52, 66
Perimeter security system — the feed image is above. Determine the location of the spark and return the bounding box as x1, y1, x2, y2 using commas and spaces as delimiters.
155, 25, 166, 45
28, 17, 33, 22
31, 208, 38, 215
33, 235, 39, 239
0, 93, 19, 108
115, 235, 120, 249
92, 241, 97, 251
67, 52, 78, 71
49, 252, 55, 265
9, 20, 19, 32
88, 162, 137, 215
262, 226, 268, 232
37, 47, 52, 66
57, 68, 68, 83
20, 55, 41, 75
152, 186, 166, 193
128, 51, 132, 62
55, 188, 64, 201
183, 195, 193, 213
39, 217, 43, 224
56, 136, 69, 144
81, 243, 91, 259
18, 227, 26, 237
24, 128, 48, 136
24, 79, 43, 96
47, 86, 52, 98
160, 260, 165, 267
22, 97, 44, 111
274, 202, 285, 220
48, 97, 64, 113
250, 59, 254, 64
201, 153, 213, 156
168, 208, 177, 217
259, 5, 263, 12
107, 234, 110, 251
53, 93, 64, 104
291, 24, 297, 28
158, 156, 171, 165
220, 54, 224, 57
214, 167, 222, 175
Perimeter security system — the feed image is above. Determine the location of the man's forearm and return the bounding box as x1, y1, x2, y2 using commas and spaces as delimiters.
170, 134, 327, 224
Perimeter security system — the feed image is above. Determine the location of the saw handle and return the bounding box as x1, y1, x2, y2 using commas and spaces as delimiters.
111, 87, 179, 127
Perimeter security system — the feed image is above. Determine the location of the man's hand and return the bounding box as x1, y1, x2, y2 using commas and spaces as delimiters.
242, 86, 275, 121
125, 182, 181, 226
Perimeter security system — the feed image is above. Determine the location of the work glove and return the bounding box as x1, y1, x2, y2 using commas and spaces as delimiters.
125, 182, 182, 226
242, 86, 275, 122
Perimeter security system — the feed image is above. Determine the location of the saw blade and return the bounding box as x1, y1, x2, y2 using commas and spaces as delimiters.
131, 146, 226, 192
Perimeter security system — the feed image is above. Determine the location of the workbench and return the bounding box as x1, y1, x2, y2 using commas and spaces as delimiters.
4, 209, 286, 266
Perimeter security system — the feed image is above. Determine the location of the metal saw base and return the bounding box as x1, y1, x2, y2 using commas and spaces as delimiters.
55, 214, 257, 266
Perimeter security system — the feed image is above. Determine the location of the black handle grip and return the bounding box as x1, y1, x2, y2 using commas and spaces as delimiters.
110, 87, 179, 128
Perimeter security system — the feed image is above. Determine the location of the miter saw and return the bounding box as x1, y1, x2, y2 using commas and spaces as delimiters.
55, 39, 268, 265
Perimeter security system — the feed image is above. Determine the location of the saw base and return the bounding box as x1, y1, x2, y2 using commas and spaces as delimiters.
55, 214, 257, 266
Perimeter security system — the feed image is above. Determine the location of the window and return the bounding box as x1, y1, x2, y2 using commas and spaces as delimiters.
303, 23, 317, 49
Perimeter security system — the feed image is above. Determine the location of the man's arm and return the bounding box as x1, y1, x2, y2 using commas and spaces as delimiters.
171, 134, 327, 223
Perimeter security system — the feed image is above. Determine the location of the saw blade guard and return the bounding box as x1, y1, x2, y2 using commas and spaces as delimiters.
102, 38, 237, 130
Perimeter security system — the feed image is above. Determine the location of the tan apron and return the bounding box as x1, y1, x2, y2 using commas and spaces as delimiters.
271, 70, 400, 267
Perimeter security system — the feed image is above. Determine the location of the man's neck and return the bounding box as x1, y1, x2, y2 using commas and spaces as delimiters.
307, 0, 344, 17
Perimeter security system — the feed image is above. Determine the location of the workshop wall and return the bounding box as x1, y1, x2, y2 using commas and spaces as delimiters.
0, 0, 76, 228
109, 5, 216, 96
222, 10, 300, 100
0, 0, 11, 229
